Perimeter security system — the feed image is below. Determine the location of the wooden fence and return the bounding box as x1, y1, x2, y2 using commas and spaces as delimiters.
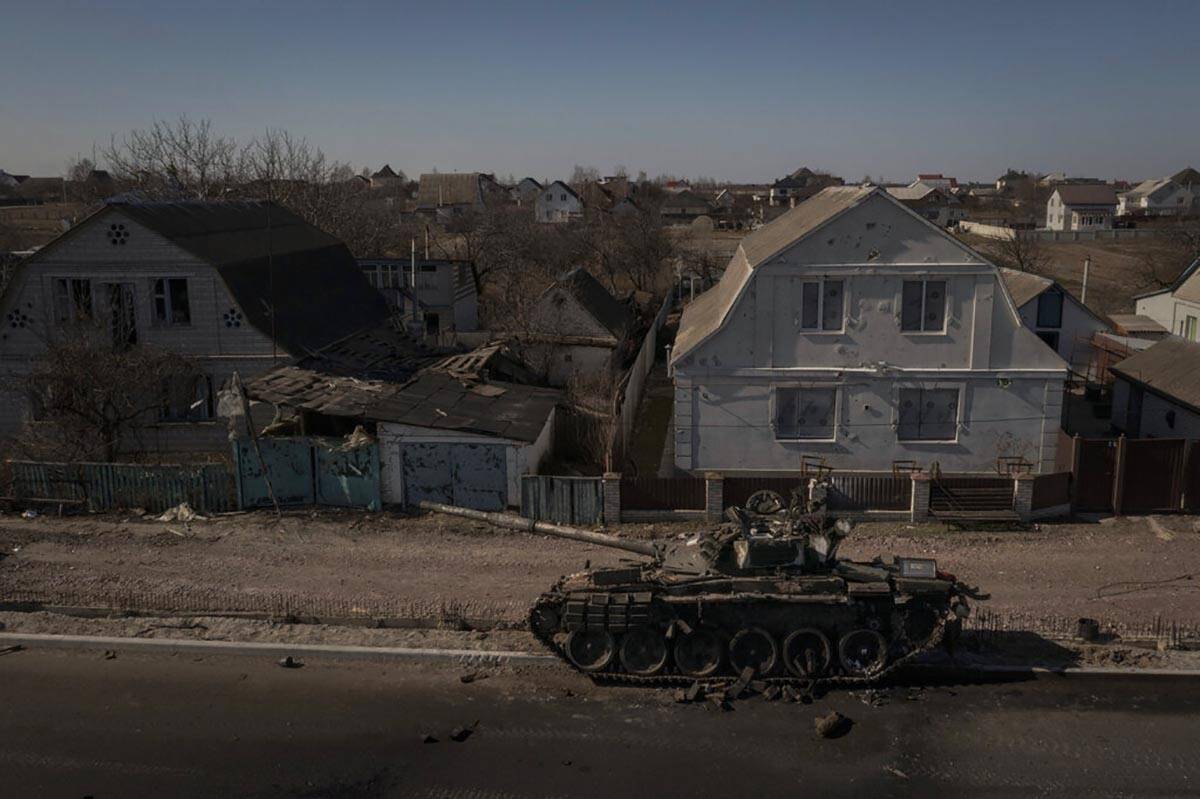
4, 460, 236, 514
521, 475, 603, 525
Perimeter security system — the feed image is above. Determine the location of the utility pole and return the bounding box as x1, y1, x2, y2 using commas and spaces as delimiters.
1081, 256, 1091, 305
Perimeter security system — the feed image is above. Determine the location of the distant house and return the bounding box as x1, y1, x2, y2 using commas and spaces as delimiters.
0, 176, 65, 206
535, 180, 583, 224
249, 338, 560, 510
0, 200, 389, 454
1173, 168, 1200, 212
367, 164, 407, 192
885, 183, 965, 227
998, 268, 1108, 373
358, 257, 478, 338
914, 174, 959, 192
1045, 184, 1117, 231
1110, 336, 1200, 438
414, 172, 504, 219
768, 167, 842, 207
511, 177, 543, 205
528, 266, 633, 387
1118, 178, 1193, 217
670, 186, 1068, 475
660, 190, 712, 221
1134, 258, 1200, 341
712, 189, 735, 211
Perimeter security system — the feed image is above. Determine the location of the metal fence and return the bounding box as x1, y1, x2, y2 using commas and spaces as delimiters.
6, 460, 235, 514
620, 476, 705, 511
521, 475, 603, 525
724, 474, 910, 512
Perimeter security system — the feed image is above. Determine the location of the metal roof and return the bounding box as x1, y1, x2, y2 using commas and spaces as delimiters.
1108, 314, 1170, 336
1054, 184, 1118, 206
998, 267, 1054, 308
1110, 336, 1200, 412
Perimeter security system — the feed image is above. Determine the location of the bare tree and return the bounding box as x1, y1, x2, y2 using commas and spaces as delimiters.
564, 370, 621, 473
569, 164, 600, 190
103, 115, 240, 200
1138, 220, 1200, 290
5, 323, 201, 462
983, 232, 1052, 274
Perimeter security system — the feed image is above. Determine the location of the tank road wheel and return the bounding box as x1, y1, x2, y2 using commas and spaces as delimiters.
838, 629, 889, 677
618, 628, 669, 676
674, 630, 724, 678
744, 489, 786, 516
728, 627, 779, 676
565, 630, 616, 672
529, 604, 560, 638
901, 606, 941, 648
782, 628, 832, 678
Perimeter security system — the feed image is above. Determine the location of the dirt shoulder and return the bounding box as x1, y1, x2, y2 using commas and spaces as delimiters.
2, 509, 1199, 638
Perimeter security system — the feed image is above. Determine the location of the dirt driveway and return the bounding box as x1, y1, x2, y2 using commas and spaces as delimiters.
1, 509, 1199, 635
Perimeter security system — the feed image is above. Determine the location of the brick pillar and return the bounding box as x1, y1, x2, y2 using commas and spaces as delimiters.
601, 472, 621, 527
910, 474, 931, 522
1014, 474, 1035, 522
704, 472, 724, 522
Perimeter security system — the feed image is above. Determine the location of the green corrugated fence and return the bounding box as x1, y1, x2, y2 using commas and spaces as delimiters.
6, 460, 236, 514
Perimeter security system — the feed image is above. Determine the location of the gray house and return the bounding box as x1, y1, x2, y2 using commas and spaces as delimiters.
1110, 336, 1200, 438
1046, 184, 1117, 231
528, 267, 633, 387
0, 200, 388, 455
358, 257, 478, 339
999, 268, 1108, 376
670, 186, 1068, 475
535, 181, 584, 224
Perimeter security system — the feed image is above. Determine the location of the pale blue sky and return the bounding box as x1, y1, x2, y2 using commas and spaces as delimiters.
3, 0, 1198, 183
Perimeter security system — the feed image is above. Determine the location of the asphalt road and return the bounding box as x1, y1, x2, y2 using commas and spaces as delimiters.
2, 648, 1200, 798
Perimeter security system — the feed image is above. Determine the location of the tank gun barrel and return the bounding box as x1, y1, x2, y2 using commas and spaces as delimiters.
417, 501, 659, 557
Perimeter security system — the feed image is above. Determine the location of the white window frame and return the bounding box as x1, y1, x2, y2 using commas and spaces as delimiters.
795, 277, 846, 334
770, 383, 840, 443
899, 278, 949, 335
893, 382, 964, 444
152, 277, 191, 326
51, 277, 94, 325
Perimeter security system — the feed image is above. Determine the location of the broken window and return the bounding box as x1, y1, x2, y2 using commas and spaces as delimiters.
897, 387, 958, 441
774, 387, 837, 440
103, 282, 138, 350
900, 280, 946, 332
798, 279, 844, 331
1036, 290, 1063, 328
53, 278, 93, 324
161, 374, 213, 422
153, 278, 191, 325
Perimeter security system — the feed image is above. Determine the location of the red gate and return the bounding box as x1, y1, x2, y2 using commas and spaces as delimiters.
1122, 439, 1185, 513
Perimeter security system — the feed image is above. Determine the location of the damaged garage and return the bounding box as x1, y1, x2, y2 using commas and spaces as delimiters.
247, 332, 561, 511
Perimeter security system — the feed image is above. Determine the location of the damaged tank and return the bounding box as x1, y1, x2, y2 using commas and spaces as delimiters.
528, 482, 985, 685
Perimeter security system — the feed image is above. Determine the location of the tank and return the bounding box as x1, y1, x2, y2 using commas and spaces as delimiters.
528, 481, 985, 685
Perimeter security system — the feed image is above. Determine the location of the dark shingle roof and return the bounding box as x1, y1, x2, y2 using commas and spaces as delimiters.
415, 173, 487, 207
554, 266, 632, 338
1055, 184, 1117, 206
112, 200, 389, 355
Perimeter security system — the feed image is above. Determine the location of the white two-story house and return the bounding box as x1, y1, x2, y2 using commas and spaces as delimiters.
1045, 184, 1117, 231
535, 181, 584, 224
670, 186, 1068, 475
1134, 258, 1200, 341
0, 200, 388, 456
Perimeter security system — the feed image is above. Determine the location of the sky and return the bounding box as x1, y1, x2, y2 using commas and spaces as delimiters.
3, 0, 1199, 184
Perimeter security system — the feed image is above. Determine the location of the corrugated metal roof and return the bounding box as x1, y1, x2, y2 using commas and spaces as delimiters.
1108, 314, 1169, 335
1110, 336, 1200, 410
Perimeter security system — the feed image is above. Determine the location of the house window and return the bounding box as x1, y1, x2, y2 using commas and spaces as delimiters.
53, 278, 93, 324
1036, 290, 1063, 328
1187, 316, 1198, 341
774, 386, 837, 440
1036, 330, 1060, 350
103, 282, 138, 349
900, 280, 947, 332
161, 374, 213, 422
153, 278, 191, 325
798, 279, 844, 331
897, 387, 958, 441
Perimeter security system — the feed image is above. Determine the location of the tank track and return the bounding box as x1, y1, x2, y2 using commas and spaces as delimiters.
528, 592, 950, 691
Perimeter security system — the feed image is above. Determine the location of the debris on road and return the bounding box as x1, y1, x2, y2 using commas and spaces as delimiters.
21, 510, 37, 520
103, 649, 117, 660
158, 503, 205, 523
814, 710, 852, 739
421, 734, 438, 744
460, 672, 488, 684
449, 721, 479, 742
885, 765, 909, 780
0, 644, 23, 657
278, 656, 303, 668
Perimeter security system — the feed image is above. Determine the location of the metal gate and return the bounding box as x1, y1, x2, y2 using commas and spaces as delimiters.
314, 443, 381, 510
521, 476, 603, 524
1123, 439, 1185, 513
235, 438, 315, 507
401, 442, 507, 511
1074, 438, 1117, 512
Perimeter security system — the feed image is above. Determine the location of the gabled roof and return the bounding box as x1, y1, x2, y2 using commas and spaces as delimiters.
1110, 336, 1200, 413
1133, 257, 1200, 302
741, 186, 873, 268
1172, 167, 1200, 187
372, 164, 399, 179
886, 183, 943, 202
19, 200, 388, 356
661, 189, 711, 209
998, 268, 1055, 307
1121, 177, 1177, 202
415, 173, 490, 207
547, 266, 632, 338
541, 180, 582, 203
1054, 184, 1117, 206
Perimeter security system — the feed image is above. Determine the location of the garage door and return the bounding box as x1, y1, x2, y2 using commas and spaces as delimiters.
401, 442, 508, 510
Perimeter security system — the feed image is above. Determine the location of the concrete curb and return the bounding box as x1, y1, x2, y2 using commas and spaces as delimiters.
907, 662, 1200, 679
0, 632, 556, 666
